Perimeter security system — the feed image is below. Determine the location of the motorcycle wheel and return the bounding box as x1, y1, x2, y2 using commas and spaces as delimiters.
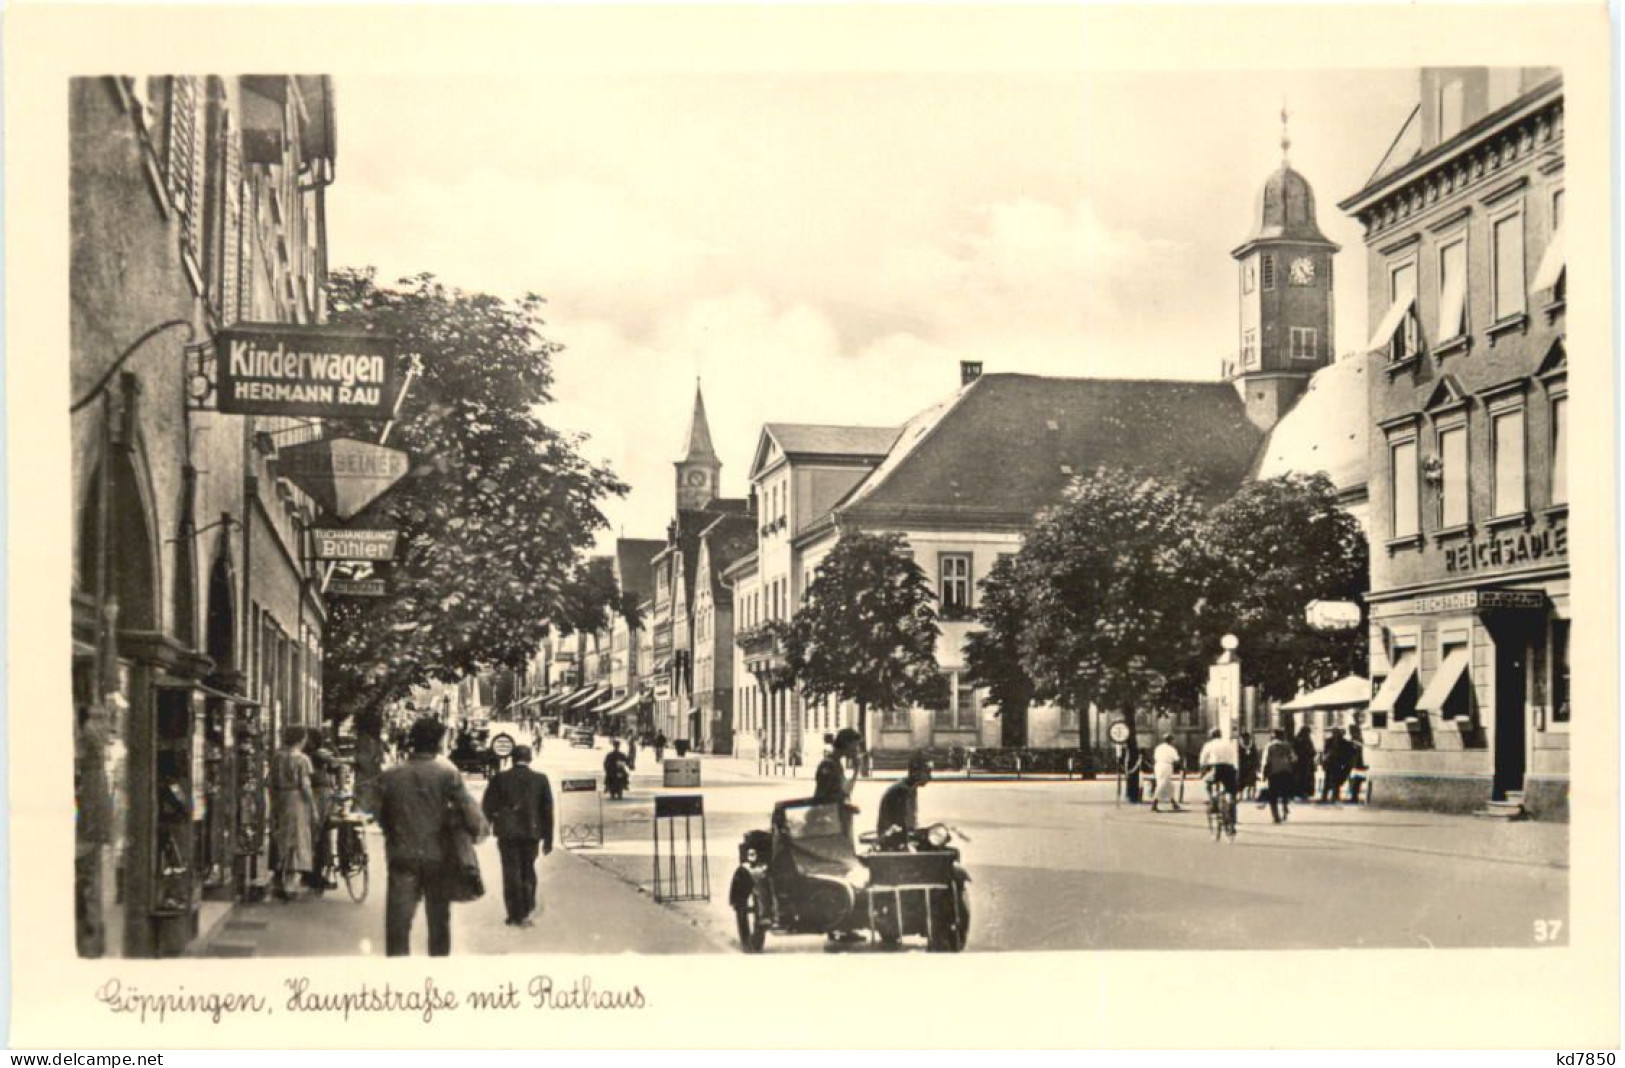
929, 888, 970, 953
735, 889, 767, 953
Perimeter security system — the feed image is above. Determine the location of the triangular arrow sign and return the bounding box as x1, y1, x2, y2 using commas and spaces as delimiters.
277, 437, 411, 520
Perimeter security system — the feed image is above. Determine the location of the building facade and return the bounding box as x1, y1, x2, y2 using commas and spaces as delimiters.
1339, 68, 1567, 817
71, 75, 338, 957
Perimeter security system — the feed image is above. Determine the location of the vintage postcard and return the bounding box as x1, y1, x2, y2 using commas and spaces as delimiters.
5, 2, 1618, 1050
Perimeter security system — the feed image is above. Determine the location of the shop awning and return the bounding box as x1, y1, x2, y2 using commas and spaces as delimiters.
153, 675, 263, 706
1280, 675, 1372, 712
1365, 296, 1416, 353
543, 686, 589, 710
586, 691, 624, 715
563, 684, 609, 711
1532, 229, 1566, 294
1416, 647, 1471, 714
1369, 653, 1419, 714
601, 693, 643, 717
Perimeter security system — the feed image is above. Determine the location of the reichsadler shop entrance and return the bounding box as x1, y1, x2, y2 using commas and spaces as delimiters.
1368, 586, 1569, 819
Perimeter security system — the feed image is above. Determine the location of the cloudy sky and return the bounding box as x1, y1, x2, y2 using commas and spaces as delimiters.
325, 69, 1418, 546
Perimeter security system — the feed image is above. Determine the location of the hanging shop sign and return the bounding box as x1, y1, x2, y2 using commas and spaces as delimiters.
278, 437, 412, 520
216, 324, 402, 419
311, 528, 399, 561
1305, 599, 1363, 632
328, 577, 389, 597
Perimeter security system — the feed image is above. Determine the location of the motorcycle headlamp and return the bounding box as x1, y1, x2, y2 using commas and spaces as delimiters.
925, 824, 951, 849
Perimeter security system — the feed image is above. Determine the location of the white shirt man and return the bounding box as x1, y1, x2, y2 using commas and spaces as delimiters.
1150, 735, 1184, 812
1198, 730, 1240, 795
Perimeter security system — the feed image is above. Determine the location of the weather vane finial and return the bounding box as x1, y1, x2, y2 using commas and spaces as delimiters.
1280, 100, 1292, 163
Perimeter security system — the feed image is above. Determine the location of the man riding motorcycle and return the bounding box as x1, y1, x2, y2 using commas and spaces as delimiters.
876, 752, 932, 849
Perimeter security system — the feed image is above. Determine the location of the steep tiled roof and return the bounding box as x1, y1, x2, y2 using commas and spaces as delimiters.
836, 373, 1264, 525
764, 423, 901, 460
697, 514, 758, 604
613, 538, 665, 602
1254, 357, 1369, 492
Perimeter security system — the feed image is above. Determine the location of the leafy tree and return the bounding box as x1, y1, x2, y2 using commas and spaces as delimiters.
785, 532, 947, 743
548, 556, 620, 637
1012, 468, 1203, 754
320, 270, 625, 721
963, 554, 1037, 747
1190, 472, 1368, 704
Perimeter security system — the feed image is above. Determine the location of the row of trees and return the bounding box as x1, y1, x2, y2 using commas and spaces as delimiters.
775, 468, 1367, 750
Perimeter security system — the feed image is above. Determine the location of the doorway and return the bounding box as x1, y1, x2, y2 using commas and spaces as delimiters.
1491, 617, 1532, 801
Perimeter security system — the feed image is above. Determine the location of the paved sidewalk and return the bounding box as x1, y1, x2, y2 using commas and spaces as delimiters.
193, 825, 726, 957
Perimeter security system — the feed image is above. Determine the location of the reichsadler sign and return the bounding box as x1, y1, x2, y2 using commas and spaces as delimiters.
217, 324, 402, 419
312, 528, 399, 561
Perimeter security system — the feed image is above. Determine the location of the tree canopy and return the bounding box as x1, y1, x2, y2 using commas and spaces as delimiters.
962, 553, 1038, 747
1011, 468, 1203, 749
1189, 472, 1368, 704
320, 270, 625, 719
785, 531, 947, 740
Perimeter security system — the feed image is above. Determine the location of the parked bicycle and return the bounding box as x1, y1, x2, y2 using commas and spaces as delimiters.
316, 786, 370, 902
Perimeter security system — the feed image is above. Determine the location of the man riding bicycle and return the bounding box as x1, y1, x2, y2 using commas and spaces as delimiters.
1198, 728, 1240, 834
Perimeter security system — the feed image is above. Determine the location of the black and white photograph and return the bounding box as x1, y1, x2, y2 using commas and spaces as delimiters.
10, 1, 1617, 1051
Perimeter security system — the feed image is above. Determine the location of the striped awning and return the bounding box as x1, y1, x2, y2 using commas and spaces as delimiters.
563, 684, 609, 711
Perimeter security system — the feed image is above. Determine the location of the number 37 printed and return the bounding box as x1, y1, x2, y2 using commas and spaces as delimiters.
1534, 919, 1566, 943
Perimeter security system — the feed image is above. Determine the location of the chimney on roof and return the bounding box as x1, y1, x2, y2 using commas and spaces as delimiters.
960, 361, 984, 386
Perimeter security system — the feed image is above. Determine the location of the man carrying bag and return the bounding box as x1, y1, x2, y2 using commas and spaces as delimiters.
375, 717, 489, 957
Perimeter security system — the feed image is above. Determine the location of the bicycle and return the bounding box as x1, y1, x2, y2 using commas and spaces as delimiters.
316, 788, 370, 903
1205, 777, 1238, 842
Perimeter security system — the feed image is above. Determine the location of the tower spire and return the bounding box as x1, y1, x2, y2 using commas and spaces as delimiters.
680, 378, 719, 463
1280, 101, 1292, 164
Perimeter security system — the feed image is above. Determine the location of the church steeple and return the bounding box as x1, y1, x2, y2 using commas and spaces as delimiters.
1230, 113, 1340, 432
675, 379, 722, 511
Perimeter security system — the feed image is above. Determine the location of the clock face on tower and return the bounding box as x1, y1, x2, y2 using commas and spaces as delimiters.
686, 469, 709, 487
1289, 257, 1316, 285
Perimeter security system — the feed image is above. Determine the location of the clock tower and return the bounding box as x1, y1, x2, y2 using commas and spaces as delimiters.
675, 380, 722, 511
1230, 110, 1340, 431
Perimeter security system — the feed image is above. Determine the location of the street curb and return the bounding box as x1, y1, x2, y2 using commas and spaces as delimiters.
1105, 810, 1569, 870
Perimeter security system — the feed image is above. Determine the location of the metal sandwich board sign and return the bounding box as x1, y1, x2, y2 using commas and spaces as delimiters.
278, 437, 412, 520
216, 323, 402, 419
312, 528, 399, 562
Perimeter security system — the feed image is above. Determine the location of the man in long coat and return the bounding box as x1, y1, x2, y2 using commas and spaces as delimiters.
481, 745, 555, 927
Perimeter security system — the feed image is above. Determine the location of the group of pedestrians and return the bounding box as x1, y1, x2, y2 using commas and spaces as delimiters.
1139, 719, 1369, 825
367, 716, 558, 956
269, 724, 347, 900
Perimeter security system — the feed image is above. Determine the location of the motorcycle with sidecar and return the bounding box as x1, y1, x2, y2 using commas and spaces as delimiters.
728, 798, 970, 953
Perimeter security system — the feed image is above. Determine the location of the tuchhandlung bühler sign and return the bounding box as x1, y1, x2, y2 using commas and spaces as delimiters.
216, 324, 405, 419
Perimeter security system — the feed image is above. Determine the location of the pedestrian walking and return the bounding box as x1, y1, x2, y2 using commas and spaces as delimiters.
269, 726, 316, 901
1292, 725, 1318, 800
374, 717, 488, 957
653, 731, 667, 763
1320, 726, 1356, 803
304, 729, 338, 890
1347, 714, 1368, 803
481, 745, 554, 928
1150, 733, 1184, 812
1262, 729, 1297, 823
353, 710, 387, 814
1237, 732, 1260, 800
626, 734, 638, 771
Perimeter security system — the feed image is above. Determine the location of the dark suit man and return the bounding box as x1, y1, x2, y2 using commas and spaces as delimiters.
481, 745, 554, 927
